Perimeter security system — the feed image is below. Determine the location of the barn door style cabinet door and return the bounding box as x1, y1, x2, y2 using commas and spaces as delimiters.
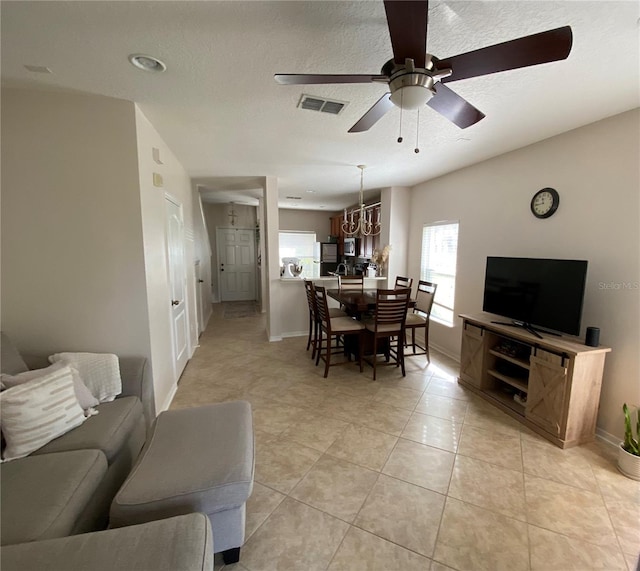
460, 321, 485, 388
457, 314, 611, 448
526, 351, 569, 437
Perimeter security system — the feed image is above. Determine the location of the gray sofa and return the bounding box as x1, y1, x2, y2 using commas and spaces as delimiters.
0, 334, 215, 570
0, 334, 150, 545
1, 513, 213, 571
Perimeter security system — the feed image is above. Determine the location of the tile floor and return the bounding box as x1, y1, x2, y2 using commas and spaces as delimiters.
171, 303, 640, 571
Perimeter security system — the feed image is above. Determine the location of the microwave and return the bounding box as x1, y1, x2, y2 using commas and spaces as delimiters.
344, 237, 357, 256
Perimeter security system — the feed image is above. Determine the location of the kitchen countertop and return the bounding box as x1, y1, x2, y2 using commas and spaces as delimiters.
322, 272, 379, 278
280, 276, 386, 282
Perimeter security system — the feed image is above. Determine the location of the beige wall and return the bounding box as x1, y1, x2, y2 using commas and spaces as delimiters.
279, 209, 332, 240
264, 177, 281, 341
0, 88, 207, 417
135, 106, 203, 412
192, 193, 213, 329
1, 88, 151, 365
407, 108, 640, 440
381, 187, 411, 285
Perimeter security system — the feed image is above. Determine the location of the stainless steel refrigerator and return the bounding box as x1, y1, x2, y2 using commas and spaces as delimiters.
318, 242, 338, 276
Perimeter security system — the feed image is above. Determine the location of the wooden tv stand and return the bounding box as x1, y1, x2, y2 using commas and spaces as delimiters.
458, 313, 611, 449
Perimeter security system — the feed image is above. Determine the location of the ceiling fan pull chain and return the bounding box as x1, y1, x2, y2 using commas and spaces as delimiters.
415, 108, 420, 153
397, 89, 404, 143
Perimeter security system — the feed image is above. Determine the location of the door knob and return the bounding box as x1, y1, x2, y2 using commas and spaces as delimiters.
171, 300, 180, 306
198, 279, 204, 283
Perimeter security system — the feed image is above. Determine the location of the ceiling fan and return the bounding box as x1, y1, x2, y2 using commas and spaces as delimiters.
275, 1, 572, 132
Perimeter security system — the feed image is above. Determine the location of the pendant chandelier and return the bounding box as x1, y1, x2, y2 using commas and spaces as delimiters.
342, 165, 381, 237
228, 202, 238, 226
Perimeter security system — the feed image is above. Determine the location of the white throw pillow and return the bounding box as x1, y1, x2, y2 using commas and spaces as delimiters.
0, 366, 87, 461
48, 352, 122, 403
1, 362, 99, 414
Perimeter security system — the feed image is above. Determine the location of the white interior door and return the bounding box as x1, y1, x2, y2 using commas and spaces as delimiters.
217, 227, 256, 301
165, 196, 189, 378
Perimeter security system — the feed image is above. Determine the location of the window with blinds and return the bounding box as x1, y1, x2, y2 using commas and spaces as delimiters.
279, 231, 319, 278
420, 222, 459, 326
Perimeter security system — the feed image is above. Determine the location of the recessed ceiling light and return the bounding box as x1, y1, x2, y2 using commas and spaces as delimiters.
128, 54, 166, 73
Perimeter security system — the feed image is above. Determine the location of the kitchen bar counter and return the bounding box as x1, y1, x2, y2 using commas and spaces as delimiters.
280, 276, 386, 283
275, 276, 388, 341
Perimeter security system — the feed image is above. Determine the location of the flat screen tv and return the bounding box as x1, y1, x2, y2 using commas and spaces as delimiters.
482, 257, 588, 337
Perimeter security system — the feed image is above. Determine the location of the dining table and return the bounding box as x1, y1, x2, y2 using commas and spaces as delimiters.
326, 288, 378, 317
326, 288, 416, 319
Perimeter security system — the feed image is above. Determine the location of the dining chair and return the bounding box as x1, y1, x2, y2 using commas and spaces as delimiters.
405, 280, 438, 362
364, 288, 411, 380
303, 280, 319, 358
304, 280, 347, 361
337, 275, 365, 314
338, 275, 364, 291
314, 285, 365, 378
394, 276, 413, 293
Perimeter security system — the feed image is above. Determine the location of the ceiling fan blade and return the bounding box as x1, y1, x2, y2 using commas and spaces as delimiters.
384, 0, 429, 68
438, 26, 572, 83
348, 93, 394, 133
427, 83, 485, 129
274, 74, 386, 85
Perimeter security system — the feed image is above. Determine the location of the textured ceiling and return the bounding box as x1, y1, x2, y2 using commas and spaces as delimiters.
2, 1, 639, 210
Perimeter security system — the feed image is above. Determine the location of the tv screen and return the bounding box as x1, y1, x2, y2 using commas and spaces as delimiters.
482, 257, 588, 336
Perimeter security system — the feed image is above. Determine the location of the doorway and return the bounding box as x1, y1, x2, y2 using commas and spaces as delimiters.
216, 227, 257, 301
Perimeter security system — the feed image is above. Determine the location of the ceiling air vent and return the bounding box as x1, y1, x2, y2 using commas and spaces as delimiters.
298, 94, 348, 115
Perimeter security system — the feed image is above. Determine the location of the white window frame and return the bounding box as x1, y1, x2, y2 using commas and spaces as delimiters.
420, 221, 460, 327
278, 231, 319, 278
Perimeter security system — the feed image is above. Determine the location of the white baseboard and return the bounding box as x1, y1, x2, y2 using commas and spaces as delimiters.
430, 341, 460, 363
281, 331, 307, 339
595, 427, 621, 448
269, 330, 307, 341
202, 306, 212, 331
408, 329, 460, 363
159, 383, 178, 414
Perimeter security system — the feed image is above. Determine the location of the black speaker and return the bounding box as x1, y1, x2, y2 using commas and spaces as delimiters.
585, 327, 600, 347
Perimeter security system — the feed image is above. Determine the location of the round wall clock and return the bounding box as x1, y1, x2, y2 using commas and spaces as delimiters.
531, 187, 560, 219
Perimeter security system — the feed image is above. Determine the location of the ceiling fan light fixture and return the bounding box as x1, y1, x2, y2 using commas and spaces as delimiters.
390, 85, 433, 109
